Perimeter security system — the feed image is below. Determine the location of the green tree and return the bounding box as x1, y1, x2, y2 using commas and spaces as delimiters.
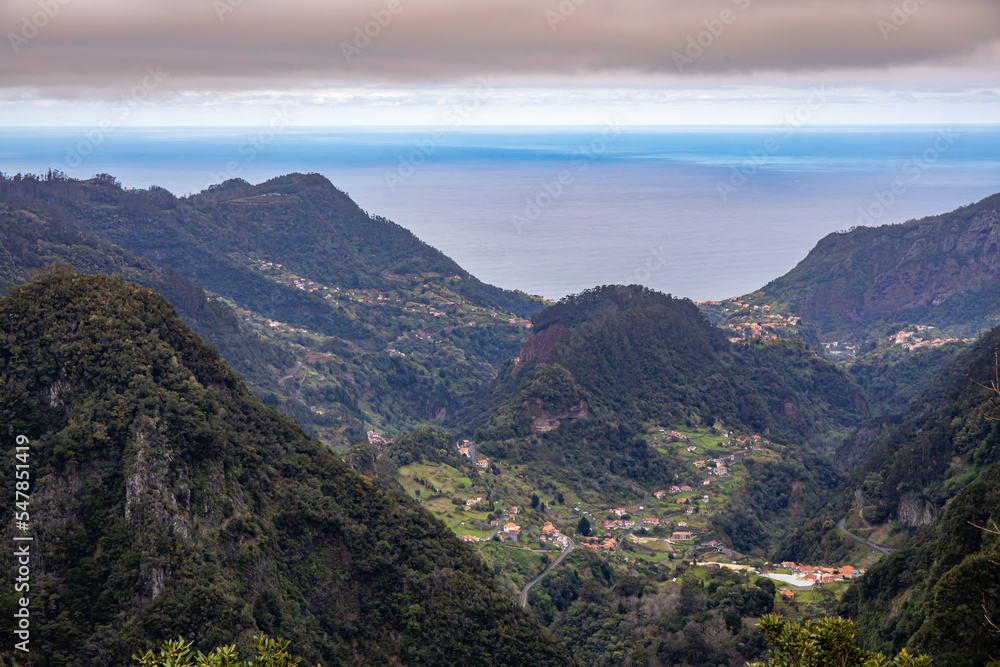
747, 614, 929, 667
531, 493, 540, 509
577, 516, 592, 537
133, 635, 320, 666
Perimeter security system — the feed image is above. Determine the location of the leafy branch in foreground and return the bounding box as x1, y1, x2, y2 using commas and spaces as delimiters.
746, 614, 929, 667
132, 634, 320, 667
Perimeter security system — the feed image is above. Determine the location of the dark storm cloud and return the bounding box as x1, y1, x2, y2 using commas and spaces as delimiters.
1, 0, 997, 95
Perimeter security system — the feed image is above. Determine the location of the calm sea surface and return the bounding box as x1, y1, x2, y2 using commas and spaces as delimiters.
2, 126, 999, 301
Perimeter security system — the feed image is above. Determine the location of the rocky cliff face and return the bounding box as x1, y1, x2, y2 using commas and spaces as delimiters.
518, 323, 568, 367
526, 397, 589, 432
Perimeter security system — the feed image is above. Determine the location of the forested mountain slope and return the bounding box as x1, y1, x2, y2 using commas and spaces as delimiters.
839, 464, 1000, 665
479, 286, 868, 451
0, 271, 571, 666
842, 326, 1000, 527
0, 172, 539, 324
0, 173, 543, 444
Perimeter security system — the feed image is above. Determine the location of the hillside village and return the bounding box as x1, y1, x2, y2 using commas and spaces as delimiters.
388, 422, 863, 612
201, 254, 543, 444
234, 253, 533, 336
697, 298, 804, 342
889, 324, 978, 351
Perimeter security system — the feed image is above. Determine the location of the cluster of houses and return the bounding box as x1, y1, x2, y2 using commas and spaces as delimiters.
774, 561, 866, 585
293, 277, 322, 293
463, 496, 485, 511
488, 508, 572, 548
367, 430, 390, 446
253, 260, 284, 271
721, 311, 803, 342
540, 521, 572, 548
700, 299, 803, 342
701, 539, 737, 557
694, 458, 731, 476
594, 511, 717, 542
891, 328, 977, 352
669, 521, 694, 541
606, 506, 669, 530
580, 535, 618, 551
455, 439, 489, 468
656, 486, 692, 498
261, 317, 295, 331
822, 341, 859, 358
245, 255, 532, 339
495, 506, 522, 543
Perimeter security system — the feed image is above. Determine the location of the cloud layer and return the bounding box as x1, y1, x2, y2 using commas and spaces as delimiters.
2, 0, 998, 96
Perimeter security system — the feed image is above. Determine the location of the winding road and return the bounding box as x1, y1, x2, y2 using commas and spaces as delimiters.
278, 362, 305, 401
278, 361, 303, 384
836, 489, 895, 554
519, 539, 575, 607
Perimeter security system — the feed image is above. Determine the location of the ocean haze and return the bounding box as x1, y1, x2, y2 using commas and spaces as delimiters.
2, 126, 999, 302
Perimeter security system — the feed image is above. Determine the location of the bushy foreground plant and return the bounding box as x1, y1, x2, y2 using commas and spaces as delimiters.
133, 634, 320, 667
748, 614, 929, 667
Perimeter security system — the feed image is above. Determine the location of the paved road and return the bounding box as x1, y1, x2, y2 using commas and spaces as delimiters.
837, 491, 895, 554
519, 539, 575, 607
278, 361, 303, 384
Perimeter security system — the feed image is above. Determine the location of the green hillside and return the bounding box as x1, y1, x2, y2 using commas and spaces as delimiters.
0, 271, 570, 666
843, 327, 1000, 527
6, 171, 999, 665
0, 173, 544, 446
474, 286, 868, 460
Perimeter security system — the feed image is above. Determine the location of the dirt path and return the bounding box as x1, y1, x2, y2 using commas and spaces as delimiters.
855, 488, 871, 529
695, 561, 755, 571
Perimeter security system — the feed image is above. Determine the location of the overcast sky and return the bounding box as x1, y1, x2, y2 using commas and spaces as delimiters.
2, 0, 998, 126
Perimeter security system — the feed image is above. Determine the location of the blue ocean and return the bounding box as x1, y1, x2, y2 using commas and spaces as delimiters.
2, 126, 999, 301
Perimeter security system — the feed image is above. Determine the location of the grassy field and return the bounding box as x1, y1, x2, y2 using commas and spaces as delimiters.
479, 542, 549, 590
